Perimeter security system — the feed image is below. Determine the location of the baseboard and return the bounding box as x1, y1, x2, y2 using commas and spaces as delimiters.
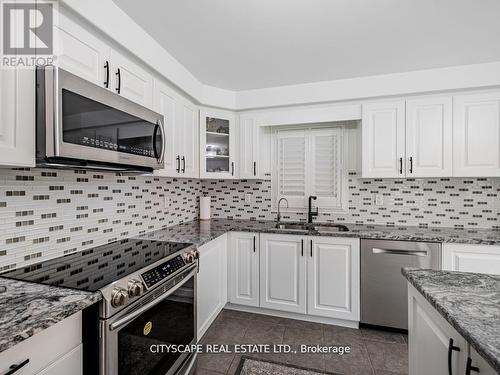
225, 303, 359, 329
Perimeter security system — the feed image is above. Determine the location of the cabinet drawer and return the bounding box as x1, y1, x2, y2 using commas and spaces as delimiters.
37, 345, 82, 375
0, 312, 82, 375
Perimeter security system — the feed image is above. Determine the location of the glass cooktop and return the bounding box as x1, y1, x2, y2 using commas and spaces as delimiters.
1, 239, 192, 292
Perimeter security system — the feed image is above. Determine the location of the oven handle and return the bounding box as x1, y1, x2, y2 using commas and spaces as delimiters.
109, 266, 197, 332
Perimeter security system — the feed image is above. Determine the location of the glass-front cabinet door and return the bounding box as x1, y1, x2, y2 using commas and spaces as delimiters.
200, 109, 237, 178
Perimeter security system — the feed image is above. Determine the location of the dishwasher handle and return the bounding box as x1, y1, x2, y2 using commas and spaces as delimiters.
372, 248, 428, 257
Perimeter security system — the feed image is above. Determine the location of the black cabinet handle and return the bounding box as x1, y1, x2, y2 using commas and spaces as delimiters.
115, 68, 121, 94
301, 239, 304, 257
409, 157, 413, 174
447, 338, 461, 375
310, 239, 313, 257
176, 155, 180, 173
104, 61, 109, 88
399, 157, 403, 174
181, 156, 186, 173
466, 357, 480, 375
253, 236, 256, 253
6, 359, 29, 375
253, 161, 256, 176
231, 162, 234, 176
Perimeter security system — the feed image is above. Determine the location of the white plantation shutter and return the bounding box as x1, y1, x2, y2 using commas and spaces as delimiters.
276, 129, 307, 208
310, 128, 343, 208
273, 126, 345, 211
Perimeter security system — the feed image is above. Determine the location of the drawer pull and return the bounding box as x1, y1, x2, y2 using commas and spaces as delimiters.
372, 248, 427, 257
447, 338, 461, 375
6, 359, 29, 375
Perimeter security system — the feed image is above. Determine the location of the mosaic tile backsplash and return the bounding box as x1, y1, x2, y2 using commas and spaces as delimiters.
0, 168, 200, 271
202, 174, 500, 229
1, 167, 500, 271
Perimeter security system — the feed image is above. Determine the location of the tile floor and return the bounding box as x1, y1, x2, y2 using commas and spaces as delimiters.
194, 309, 408, 375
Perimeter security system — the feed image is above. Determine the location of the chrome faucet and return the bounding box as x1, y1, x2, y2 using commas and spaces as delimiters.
308, 195, 318, 223
277, 198, 289, 222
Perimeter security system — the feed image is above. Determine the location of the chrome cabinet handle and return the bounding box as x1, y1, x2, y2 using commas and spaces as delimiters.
176, 155, 180, 173
181, 156, 186, 173
447, 338, 461, 375
5, 359, 29, 375
115, 68, 121, 94
104, 61, 109, 88
110, 267, 196, 331
372, 248, 428, 257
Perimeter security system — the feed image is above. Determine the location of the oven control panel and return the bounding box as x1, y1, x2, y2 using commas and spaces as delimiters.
141, 255, 186, 289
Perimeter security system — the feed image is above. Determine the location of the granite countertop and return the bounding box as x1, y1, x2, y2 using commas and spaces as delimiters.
138, 218, 500, 247
403, 268, 500, 373
0, 278, 101, 354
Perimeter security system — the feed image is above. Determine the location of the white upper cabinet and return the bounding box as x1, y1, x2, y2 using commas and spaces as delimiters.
406, 96, 453, 177
0, 63, 35, 168
228, 232, 260, 307
307, 237, 360, 321
200, 109, 237, 179
180, 100, 199, 178
442, 243, 500, 275
55, 12, 110, 87
239, 114, 261, 179
362, 100, 406, 178
259, 234, 307, 314
154, 80, 199, 178
110, 50, 153, 109
453, 91, 500, 177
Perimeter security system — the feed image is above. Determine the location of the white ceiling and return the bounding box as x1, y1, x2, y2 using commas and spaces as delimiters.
113, 0, 500, 91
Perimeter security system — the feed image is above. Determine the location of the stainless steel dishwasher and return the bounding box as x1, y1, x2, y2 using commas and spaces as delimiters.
361, 239, 441, 330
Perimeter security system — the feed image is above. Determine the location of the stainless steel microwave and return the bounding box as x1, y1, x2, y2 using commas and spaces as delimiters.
36, 66, 164, 172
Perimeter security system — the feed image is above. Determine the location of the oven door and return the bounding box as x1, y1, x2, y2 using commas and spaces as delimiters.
101, 268, 197, 375
41, 66, 165, 170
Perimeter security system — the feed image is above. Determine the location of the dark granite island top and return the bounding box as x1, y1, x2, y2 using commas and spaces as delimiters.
138, 218, 500, 246
403, 268, 500, 373
0, 278, 101, 354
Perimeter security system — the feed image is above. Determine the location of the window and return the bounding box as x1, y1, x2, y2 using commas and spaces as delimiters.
272, 125, 347, 212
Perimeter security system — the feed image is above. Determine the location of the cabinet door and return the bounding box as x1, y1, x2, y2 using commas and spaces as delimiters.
442, 243, 500, 275
453, 92, 500, 177
259, 234, 306, 314
469, 347, 497, 375
406, 96, 453, 177
408, 285, 466, 375
200, 109, 237, 179
55, 12, 110, 87
153, 80, 178, 176
228, 232, 260, 307
0, 67, 35, 167
37, 345, 82, 375
181, 100, 199, 178
197, 235, 227, 338
239, 114, 260, 179
111, 50, 153, 108
362, 100, 406, 178
307, 237, 360, 321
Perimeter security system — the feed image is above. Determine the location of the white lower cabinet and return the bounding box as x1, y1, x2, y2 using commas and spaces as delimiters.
197, 235, 228, 338
255, 233, 360, 321
308, 237, 360, 321
259, 234, 307, 314
408, 284, 496, 375
0, 312, 82, 375
228, 232, 260, 307
442, 243, 500, 275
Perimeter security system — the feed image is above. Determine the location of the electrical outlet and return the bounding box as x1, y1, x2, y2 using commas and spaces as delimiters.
374, 194, 383, 206
244, 193, 252, 204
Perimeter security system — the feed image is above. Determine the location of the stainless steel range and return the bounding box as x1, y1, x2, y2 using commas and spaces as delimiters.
2, 238, 200, 375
